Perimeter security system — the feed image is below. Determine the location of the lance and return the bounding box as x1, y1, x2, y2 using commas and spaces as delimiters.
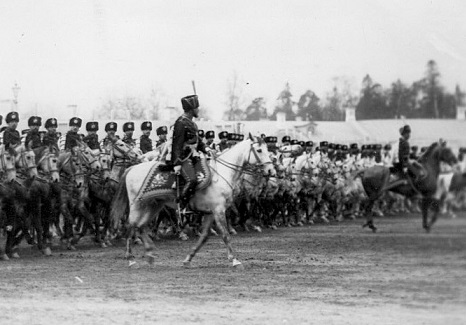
192, 80, 197, 95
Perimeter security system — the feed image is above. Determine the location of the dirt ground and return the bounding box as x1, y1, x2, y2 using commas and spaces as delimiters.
1, 213, 465, 325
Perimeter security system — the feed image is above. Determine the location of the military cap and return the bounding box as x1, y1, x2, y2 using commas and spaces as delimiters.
335, 144, 342, 150
399, 124, 411, 135
375, 144, 382, 150
105, 122, 117, 132
239, 134, 244, 141
205, 130, 215, 139
156, 126, 168, 135
264, 136, 277, 144
459, 147, 466, 154
328, 143, 335, 150
86, 121, 99, 132
141, 121, 152, 131
6, 112, 19, 123
69, 117, 82, 127
411, 145, 418, 151
282, 136, 291, 143
181, 95, 199, 111
123, 122, 134, 132
350, 143, 358, 149
219, 131, 228, 140
290, 139, 299, 145
45, 118, 58, 129
305, 141, 313, 147
298, 141, 305, 147
21, 129, 30, 135
342, 145, 348, 151
319, 141, 328, 147
315, 147, 320, 152
227, 133, 236, 141
198, 130, 205, 138
361, 145, 367, 150
384, 144, 392, 150
260, 133, 266, 138
28, 116, 42, 127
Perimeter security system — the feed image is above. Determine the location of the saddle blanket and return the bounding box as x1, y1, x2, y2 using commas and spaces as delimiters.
136, 158, 212, 201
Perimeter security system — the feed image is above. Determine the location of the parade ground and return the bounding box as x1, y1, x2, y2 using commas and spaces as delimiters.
1, 213, 465, 325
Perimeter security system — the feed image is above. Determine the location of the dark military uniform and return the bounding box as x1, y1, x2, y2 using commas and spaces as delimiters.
398, 137, 410, 169
122, 135, 136, 147
83, 134, 100, 150
3, 128, 21, 149
140, 135, 152, 153
155, 139, 166, 148
42, 132, 59, 149
65, 130, 81, 150
172, 95, 206, 206
25, 129, 42, 149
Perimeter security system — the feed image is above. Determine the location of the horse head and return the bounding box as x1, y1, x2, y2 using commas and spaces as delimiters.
74, 142, 102, 172
14, 144, 38, 179
58, 151, 85, 188
0, 145, 16, 182
111, 138, 142, 162
245, 133, 276, 177
35, 146, 60, 183
98, 150, 112, 180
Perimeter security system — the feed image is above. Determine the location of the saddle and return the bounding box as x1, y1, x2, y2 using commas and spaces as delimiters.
136, 156, 212, 201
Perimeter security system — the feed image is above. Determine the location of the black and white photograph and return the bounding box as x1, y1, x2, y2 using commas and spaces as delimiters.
0, 0, 465, 324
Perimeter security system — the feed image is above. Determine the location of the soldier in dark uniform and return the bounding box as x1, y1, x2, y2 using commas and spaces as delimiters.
171, 95, 207, 208
155, 126, 168, 148
397, 125, 411, 176
140, 121, 153, 154
205, 130, 215, 149
42, 118, 59, 150
3, 112, 21, 151
217, 131, 229, 152
83, 121, 101, 150
101, 122, 118, 149
24, 116, 43, 150
264, 136, 278, 154
305, 141, 314, 154
198, 129, 205, 145
65, 117, 82, 151
122, 122, 136, 147
409, 145, 419, 160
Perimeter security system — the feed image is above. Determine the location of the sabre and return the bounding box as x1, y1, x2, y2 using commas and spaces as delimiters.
192, 80, 197, 95
176, 173, 183, 225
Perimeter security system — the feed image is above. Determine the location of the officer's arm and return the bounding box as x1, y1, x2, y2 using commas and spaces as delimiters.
171, 122, 184, 165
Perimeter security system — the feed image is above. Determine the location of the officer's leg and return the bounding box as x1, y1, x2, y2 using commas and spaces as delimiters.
180, 160, 197, 205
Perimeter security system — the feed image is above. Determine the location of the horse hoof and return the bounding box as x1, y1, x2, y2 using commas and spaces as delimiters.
134, 238, 143, 245
43, 247, 52, 256
67, 245, 76, 251
296, 222, 304, 227
183, 257, 191, 268
11, 252, 20, 259
100, 242, 107, 248
371, 227, 377, 233
229, 229, 237, 235
232, 259, 244, 270
125, 253, 134, 260
1, 254, 9, 261
271, 225, 278, 230
179, 233, 189, 241
253, 226, 262, 233
146, 253, 156, 265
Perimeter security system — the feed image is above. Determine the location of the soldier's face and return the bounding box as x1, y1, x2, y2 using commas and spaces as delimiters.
88, 131, 97, 135
108, 131, 116, 138
30, 125, 39, 131
71, 126, 79, 132
192, 107, 199, 118
47, 127, 57, 134
159, 134, 167, 140
142, 130, 151, 136
8, 121, 18, 129
125, 131, 133, 137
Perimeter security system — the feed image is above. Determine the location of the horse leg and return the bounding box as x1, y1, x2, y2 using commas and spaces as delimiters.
125, 226, 135, 259
214, 209, 243, 269
362, 199, 377, 232
428, 198, 441, 230
421, 197, 430, 232
183, 212, 214, 267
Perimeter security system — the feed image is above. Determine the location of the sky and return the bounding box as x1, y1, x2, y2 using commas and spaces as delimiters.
1, 0, 466, 121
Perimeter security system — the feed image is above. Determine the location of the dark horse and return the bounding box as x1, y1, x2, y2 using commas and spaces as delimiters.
359, 142, 457, 232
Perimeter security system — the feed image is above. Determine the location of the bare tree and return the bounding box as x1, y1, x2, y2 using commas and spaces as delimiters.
223, 71, 246, 121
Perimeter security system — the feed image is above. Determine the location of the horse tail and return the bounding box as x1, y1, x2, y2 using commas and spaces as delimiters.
110, 169, 130, 230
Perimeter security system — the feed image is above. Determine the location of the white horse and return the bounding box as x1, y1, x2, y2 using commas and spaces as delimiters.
111, 134, 276, 268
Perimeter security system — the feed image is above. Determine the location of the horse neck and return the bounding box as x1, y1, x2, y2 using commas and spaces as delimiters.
422, 149, 441, 176
216, 141, 251, 184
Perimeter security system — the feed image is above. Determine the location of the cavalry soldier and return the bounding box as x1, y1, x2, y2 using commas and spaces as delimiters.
42, 118, 59, 149
281, 135, 291, 148
198, 130, 205, 144
217, 131, 229, 152
25, 116, 43, 150
83, 121, 100, 150
122, 122, 136, 147
305, 141, 313, 154
101, 122, 118, 149
155, 126, 168, 148
264, 136, 278, 154
140, 121, 153, 154
205, 130, 215, 149
3, 112, 21, 150
171, 94, 207, 209
396, 125, 411, 177
410, 145, 419, 160
65, 117, 82, 151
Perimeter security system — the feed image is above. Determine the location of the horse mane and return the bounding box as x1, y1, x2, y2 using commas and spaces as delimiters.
418, 142, 439, 163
